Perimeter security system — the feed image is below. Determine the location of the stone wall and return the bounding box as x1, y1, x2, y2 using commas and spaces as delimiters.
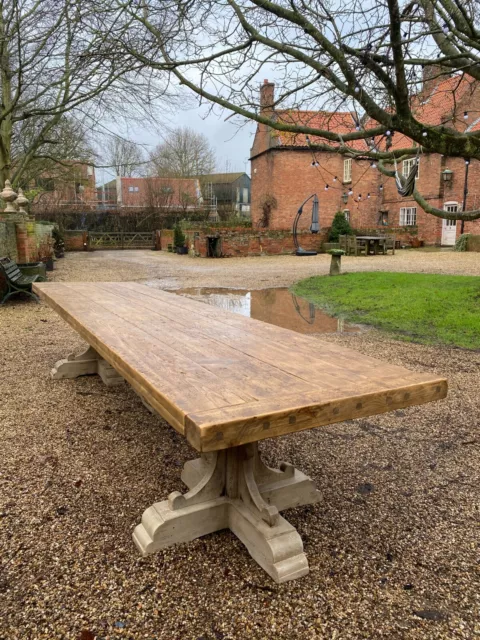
0, 220, 19, 261
467, 235, 480, 251
0, 218, 55, 263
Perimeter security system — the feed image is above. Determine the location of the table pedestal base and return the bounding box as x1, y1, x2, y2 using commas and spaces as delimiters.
51, 345, 124, 387
133, 443, 320, 583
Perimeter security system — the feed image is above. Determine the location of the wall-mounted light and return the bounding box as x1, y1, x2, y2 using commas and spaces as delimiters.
342, 192, 349, 204
442, 168, 453, 182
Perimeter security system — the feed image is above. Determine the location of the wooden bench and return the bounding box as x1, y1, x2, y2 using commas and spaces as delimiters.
33, 282, 448, 583
0, 256, 45, 304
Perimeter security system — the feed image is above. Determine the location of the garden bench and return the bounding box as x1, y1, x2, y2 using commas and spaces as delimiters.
33, 282, 448, 583
0, 256, 45, 304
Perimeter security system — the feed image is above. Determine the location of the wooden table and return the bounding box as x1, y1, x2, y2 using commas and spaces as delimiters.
33, 282, 447, 583
356, 235, 387, 255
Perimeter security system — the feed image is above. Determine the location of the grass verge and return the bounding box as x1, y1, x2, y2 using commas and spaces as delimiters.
292, 271, 480, 349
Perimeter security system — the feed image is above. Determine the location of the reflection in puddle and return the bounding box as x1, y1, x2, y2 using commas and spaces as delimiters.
170, 287, 360, 335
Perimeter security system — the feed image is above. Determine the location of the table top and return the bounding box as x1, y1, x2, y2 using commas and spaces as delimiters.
33, 282, 447, 452
356, 236, 387, 241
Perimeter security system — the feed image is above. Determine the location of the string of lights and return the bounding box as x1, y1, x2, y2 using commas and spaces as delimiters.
306, 133, 386, 203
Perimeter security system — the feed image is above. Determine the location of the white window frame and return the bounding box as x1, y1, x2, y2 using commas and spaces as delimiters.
134, 186, 140, 192
399, 206, 417, 226
402, 157, 419, 179
443, 202, 458, 226
343, 209, 350, 222
343, 158, 352, 183
128, 186, 134, 192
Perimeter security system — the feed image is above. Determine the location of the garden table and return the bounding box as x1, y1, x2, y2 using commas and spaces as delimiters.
356, 235, 387, 255
33, 282, 448, 583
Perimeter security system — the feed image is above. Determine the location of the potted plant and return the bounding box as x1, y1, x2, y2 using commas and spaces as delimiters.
52, 227, 65, 258
173, 224, 188, 254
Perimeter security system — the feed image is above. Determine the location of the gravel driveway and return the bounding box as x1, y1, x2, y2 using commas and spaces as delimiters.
0, 250, 478, 640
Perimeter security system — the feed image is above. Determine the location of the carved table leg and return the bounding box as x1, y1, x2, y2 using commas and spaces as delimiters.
51, 345, 123, 386
133, 442, 320, 583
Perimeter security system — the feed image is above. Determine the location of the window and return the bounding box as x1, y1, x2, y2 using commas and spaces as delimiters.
402, 157, 419, 179
444, 203, 458, 226
128, 186, 134, 192
444, 202, 458, 214
128, 185, 140, 193
343, 158, 352, 182
343, 209, 350, 222
380, 211, 388, 226
399, 207, 417, 226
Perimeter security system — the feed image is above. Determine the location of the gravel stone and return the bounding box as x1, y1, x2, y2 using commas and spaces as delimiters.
0, 250, 478, 640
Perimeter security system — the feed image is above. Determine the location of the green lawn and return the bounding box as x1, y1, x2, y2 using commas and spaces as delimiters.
292, 272, 480, 349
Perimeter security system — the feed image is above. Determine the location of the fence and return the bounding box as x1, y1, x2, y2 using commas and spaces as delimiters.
88, 231, 155, 250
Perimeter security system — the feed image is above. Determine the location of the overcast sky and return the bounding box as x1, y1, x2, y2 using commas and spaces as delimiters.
96, 101, 257, 185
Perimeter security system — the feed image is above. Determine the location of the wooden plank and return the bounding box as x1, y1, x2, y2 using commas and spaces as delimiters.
185, 377, 448, 451
74, 283, 317, 400
34, 282, 448, 453
33, 283, 252, 436
110, 283, 412, 390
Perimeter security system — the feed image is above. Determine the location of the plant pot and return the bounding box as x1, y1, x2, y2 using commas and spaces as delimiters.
18, 262, 47, 280
177, 246, 188, 255
44, 257, 54, 271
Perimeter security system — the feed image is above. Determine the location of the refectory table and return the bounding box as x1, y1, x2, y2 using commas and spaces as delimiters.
33, 282, 448, 583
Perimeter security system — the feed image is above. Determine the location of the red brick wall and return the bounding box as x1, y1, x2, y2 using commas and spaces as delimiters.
64, 230, 88, 251
382, 154, 480, 243
160, 229, 174, 250
252, 150, 381, 232
252, 148, 480, 244
184, 227, 326, 257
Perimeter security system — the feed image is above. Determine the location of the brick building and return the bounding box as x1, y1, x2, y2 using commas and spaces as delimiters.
32, 162, 97, 212
100, 177, 203, 210
250, 76, 480, 245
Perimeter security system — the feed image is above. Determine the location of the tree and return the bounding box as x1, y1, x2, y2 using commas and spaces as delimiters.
0, 1, 175, 189
103, 137, 146, 177
122, 0, 480, 220
17, 116, 95, 189
149, 127, 215, 177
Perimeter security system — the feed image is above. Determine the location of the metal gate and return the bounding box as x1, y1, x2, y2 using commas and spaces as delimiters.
88, 231, 155, 250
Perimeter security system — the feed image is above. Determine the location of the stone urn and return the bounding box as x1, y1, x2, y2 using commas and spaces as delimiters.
0, 180, 18, 214
327, 249, 345, 275
16, 188, 30, 217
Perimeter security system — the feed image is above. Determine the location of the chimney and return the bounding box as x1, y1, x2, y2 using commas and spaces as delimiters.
260, 79, 275, 114
421, 64, 449, 96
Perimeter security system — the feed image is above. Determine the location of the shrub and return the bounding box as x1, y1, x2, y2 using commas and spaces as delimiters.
328, 211, 353, 242
454, 233, 471, 252
173, 223, 186, 248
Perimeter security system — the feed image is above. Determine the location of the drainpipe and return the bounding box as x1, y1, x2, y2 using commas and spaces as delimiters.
460, 160, 469, 235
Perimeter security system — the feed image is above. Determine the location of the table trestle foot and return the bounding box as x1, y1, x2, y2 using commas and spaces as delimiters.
133, 442, 319, 583
51, 344, 123, 386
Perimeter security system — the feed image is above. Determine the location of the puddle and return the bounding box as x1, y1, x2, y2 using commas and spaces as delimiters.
169, 287, 360, 335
